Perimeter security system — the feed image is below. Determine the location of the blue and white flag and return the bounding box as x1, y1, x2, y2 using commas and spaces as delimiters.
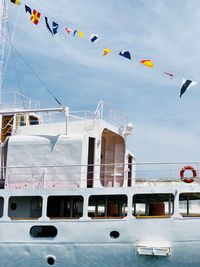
52, 21, 59, 34
180, 79, 197, 98
90, 34, 99, 43
25, 4, 31, 15
45, 17, 59, 35
119, 50, 131, 60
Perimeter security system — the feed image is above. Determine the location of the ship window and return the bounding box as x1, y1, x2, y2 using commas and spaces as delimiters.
8, 196, 42, 220
29, 115, 39, 125
179, 193, 200, 217
0, 197, 4, 218
46, 256, 56, 265
47, 196, 83, 219
30, 226, 57, 238
18, 114, 26, 126
110, 231, 120, 239
88, 195, 127, 218
133, 194, 174, 218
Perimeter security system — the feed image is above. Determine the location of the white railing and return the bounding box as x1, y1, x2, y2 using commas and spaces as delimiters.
95, 100, 128, 129
1, 161, 200, 189
0, 97, 129, 133
0, 91, 40, 110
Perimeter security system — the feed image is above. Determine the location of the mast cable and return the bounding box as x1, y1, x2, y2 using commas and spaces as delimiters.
2, 2, 19, 84
2, 32, 62, 106
6, 20, 25, 109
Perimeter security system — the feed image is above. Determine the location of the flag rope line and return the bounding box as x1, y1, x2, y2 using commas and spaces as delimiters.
9, 0, 199, 97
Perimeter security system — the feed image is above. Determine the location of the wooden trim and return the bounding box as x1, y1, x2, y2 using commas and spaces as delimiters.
135, 215, 171, 219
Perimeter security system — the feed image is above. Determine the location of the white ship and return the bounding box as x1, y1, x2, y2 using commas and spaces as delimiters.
0, 1, 200, 267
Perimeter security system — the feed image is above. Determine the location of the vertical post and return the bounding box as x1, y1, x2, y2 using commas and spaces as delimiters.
64, 107, 69, 135
168, 194, 172, 215
14, 92, 16, 108
101, 101, 103, 119
105, 196, 108, 217
133, 200, 136, 216
187, 194, 190, 216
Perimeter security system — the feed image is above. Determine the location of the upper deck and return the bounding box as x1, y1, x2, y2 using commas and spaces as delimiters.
0, 92, 197, 190
0, 92, 134, 190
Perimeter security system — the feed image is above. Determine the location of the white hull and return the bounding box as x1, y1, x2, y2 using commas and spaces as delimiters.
0, 186, 199, 266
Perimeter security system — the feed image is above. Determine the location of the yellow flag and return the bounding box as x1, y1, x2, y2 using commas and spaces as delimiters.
103, 48, 112, 56
78, 30, 84, 38
11, 0, 21, 5
140, 59, 154, 68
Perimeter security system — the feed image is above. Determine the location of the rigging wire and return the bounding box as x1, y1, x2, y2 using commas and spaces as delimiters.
3, 0, 25, 108
6, 20, 25, 109
2, 32, 62, 107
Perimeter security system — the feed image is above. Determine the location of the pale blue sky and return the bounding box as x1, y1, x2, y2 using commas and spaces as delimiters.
5, 0, 200, 162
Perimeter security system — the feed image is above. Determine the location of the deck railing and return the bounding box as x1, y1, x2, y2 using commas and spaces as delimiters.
0, 91, 40, 110
1, 161, 200, 189
95, 100, 128, 129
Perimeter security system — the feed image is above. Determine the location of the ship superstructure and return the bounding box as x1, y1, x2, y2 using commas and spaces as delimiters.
0, 92, 199, 267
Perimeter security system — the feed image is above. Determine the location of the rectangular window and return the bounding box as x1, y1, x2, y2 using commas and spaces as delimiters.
179, 193, 200, 217
133, 194, 174, 218
47, 196, 83, 219
8, 196, 42, 220
88, 195, 127, 218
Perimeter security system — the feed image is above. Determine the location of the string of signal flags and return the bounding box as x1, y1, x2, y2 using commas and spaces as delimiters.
10, 0, 198, 98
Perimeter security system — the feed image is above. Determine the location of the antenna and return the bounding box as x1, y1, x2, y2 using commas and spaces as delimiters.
0, 0, 6, 107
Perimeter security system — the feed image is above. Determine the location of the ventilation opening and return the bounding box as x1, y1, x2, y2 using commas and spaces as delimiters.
110, 231, 120, 239
30, 226, 57, 238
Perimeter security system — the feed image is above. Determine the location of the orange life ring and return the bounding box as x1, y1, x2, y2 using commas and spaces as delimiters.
180, 165, 197, 183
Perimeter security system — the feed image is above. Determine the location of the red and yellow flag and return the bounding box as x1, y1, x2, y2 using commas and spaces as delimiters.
140, 59, 154, 68
31, 10, 41, 25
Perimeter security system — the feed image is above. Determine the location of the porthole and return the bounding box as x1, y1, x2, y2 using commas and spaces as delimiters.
46, 256, 56, 265
30, 226, 58, 238
110, 231, 120, 239
10, 203, 17, 211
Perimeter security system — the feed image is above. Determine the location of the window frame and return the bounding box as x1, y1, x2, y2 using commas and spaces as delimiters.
88, 194, 128, 219
8, 196, 43, 220
46, 195, 84, 220
132, 193, 174, 219
179, 192, 200, 217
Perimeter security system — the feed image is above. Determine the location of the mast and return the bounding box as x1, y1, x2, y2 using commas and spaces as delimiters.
0, 0, 6, 107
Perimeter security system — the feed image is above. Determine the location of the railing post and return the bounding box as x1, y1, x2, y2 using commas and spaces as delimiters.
64, 107, 69, 135
101, 101, 103, 119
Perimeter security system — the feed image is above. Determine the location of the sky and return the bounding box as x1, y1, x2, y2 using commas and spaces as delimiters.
4, 0, 200, 162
